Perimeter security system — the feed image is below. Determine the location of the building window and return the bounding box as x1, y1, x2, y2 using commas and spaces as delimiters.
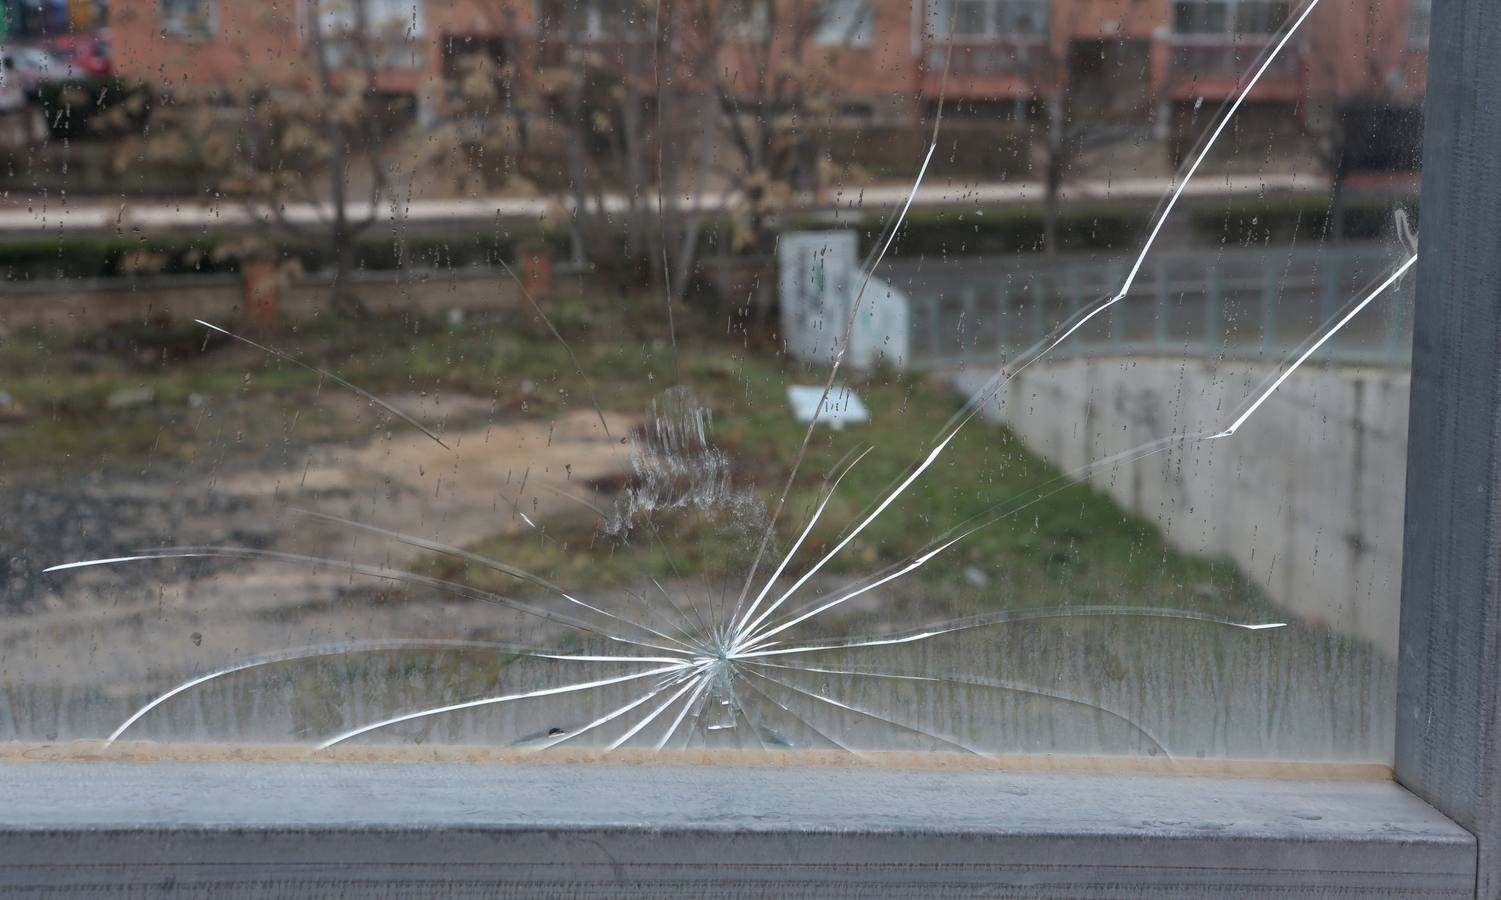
817, 0, 873, 47
953, 0, 986, 36
1407, 0, 1431, 48
720, 0, 770, 41
160, 0, 217, 38
931, 0, 1048, 41
440, 33, 511, 80
1172, 0, 1290, 38
581, 2, 608, 40
314, 0, 425, 69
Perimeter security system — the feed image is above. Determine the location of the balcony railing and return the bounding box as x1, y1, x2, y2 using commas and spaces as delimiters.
1169, 41, 1300, 79
534, 32, 655, 69
924, 40, 1045, 78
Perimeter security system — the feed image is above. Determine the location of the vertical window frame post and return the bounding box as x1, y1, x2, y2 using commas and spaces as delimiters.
1396, 0, 1501, 895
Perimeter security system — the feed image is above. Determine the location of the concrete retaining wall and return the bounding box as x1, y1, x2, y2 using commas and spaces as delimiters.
960, 357, 1409, 653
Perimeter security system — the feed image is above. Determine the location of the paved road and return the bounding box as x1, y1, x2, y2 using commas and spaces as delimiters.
0, 173, 1322, 235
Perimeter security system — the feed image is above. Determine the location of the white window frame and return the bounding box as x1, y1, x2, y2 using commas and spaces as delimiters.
929, 0, 1049, 42
578, 0, 650, 42
719, 0, 771, 42
0, 3, 1496, 897
816, 0, 874, 47
582, 1, 607, 40
1407, 0, 1431, 49
308, 0, 426, 69
1171, 0, 1290, 39
159, 0, 218, 39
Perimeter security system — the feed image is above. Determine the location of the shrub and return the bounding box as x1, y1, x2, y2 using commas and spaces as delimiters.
776, 205, 1149, 259
823, 122, 1031, 181
33, 77, 154, 140
0, 226, 575, 282
1188, 193, 1419, 245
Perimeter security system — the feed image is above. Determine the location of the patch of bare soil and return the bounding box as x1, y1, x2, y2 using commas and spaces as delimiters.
0, 403, 639, 693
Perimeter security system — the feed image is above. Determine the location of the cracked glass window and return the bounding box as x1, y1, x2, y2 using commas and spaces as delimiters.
0, 0, 1425, 765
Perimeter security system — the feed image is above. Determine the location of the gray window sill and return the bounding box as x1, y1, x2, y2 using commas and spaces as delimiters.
0, 761, 1474, 898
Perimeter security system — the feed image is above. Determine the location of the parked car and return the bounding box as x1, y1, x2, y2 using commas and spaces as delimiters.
7, 47, 66, 93
0, 53, 29, 113
42, 31, 110, 78
0, 50, 47, 147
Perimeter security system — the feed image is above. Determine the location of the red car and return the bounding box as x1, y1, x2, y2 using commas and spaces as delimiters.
42, 30, 110, 79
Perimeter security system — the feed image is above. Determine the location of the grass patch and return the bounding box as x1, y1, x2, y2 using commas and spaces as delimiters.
0, 305, 1268, 626
413, 331, 1264, 624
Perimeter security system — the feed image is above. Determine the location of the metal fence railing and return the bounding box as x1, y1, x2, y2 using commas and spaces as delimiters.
891, 242, 1416, 370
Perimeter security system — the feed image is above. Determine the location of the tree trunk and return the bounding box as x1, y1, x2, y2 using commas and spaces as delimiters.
1043, 96, 1065, 257
1320, 101, 1350, 245
562, 1, 591, 268
669, 91, 718, 306
326, 137, 367, 318
307, 0, 367, 318
1043, 165, 1062, 257
1329, 172, 1348, 244
329, 227, 367, 319
620, 34, 648, 265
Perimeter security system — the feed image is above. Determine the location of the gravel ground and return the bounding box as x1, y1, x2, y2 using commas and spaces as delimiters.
0, 476, 267, 613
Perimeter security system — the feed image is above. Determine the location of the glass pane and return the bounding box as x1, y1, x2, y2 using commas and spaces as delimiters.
954, 0, 987, 37
0, 0, 1424, 765
159, 0, 217, 38
1234, 0, 1289, 35
1006, 0, 1048, 36
817, 0, 874, 46
1175, 0, 1230, 35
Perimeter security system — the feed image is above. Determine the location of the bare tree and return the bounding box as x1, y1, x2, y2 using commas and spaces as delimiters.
416, 14, 533, 198
128, 1, 412, 317
1295, 1, 1417, 242
484, 0, 720, 301
694, 0, 829, 254
496, 0, 662, 272
1026, 0, 1152, 255
434, 0, 839, 306
300, 0, 399, 315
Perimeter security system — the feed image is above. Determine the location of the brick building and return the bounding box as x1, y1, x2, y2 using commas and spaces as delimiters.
109, 0, 1428, 143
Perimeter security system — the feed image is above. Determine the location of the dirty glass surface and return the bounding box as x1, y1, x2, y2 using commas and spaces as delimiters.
0, 0, 1426, 762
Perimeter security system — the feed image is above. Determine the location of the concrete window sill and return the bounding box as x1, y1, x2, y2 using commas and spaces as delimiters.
0, 761, 1474, 898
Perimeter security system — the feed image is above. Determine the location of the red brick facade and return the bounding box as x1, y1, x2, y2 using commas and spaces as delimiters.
109, 0, 1428, 117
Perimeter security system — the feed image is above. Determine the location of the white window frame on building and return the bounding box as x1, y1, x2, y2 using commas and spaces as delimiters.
816, 0, 874, 47
1407, 0, 1431, 49
929, 0, 1048, 42
1171, 0, 1292, 39
310, 0, 426, 69
577, 0, 652, 42
159, 0, 218, 39
720, 0, 771, 42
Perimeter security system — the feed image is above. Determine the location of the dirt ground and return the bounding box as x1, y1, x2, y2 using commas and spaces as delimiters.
0, 398, 641, 694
